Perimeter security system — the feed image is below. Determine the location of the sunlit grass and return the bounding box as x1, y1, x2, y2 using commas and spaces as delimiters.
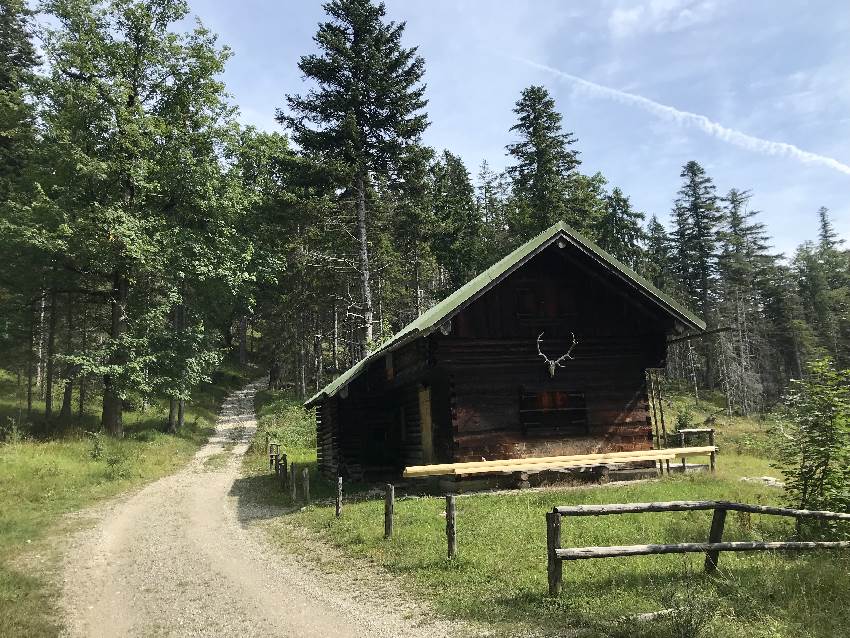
247, 388, 850, 637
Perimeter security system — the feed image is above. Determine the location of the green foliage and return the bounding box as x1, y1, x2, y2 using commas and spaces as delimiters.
86, 430, 104, 460
776, 358, 850, 529
596, 186, 646, 270
505, 85, 582, 239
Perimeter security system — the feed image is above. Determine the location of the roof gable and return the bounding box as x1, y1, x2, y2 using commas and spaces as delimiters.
305, 221, 705, 406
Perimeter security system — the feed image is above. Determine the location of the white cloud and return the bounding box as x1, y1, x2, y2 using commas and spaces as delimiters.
516, 57, 850, 177
609, 0, 721, 38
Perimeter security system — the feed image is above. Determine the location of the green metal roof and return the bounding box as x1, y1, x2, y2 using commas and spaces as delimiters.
304, 221, 705, 407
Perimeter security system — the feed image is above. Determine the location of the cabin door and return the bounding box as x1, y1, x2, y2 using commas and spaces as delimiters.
418, 385, 434, 465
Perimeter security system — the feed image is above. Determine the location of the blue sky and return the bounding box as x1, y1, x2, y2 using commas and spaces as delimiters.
189, 0, 849, 257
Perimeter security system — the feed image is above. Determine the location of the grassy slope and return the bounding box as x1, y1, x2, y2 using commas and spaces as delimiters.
245, 390, 850, 638
0, 362, 253, 637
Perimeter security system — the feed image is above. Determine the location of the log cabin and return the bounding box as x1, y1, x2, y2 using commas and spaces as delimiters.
305, 221, 706, 481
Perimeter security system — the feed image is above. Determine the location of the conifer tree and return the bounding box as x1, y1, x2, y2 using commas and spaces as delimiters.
430, 150, 482, 295
670, 160, 722, 317
280, 0, 428, 355
596, 186, 645, 270
643, 215, 674, 292
505, 85, 580, 239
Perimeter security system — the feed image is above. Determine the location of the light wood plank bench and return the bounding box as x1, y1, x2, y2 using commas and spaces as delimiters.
403, 446, 717, 479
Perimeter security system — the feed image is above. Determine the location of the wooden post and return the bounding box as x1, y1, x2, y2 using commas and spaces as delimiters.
656, 371, 670, 473
336, 476, 342, 518
547, 510, 563, 596
704, 506, 727, 572
679, 431, 687, 472
709, 429, 717, 473
302, 466, 310, 504
290, 462, 297, 502
280, 453, 288, 489
384, 484, 394, 539
446, 494, 457, 559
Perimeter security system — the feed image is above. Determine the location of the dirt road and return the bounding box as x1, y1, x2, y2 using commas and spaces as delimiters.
61, 380, 467, 637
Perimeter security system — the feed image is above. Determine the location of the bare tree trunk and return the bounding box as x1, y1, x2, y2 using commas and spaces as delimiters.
44, 288, 58, 420
332, 301, 339, 371
177, 399, 185, 430
102, 270, 128, 437
59, 294, 75, 421
27, 300, 35, 417
168, 399, 178, 431
77, 303, 88, 419
37, 290, 45, 396
356, 173, 373, 355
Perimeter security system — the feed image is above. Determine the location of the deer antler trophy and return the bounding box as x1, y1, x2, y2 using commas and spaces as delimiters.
536, 332, 578, 378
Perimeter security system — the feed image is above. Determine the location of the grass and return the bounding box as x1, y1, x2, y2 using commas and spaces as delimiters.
245, 388, 850, 638
0, 361, 254, 638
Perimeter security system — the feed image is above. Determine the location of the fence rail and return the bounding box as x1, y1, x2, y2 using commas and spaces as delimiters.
546, 500, 850, 595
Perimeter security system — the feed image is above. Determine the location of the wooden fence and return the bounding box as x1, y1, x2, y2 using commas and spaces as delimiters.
546, 500, 850, 595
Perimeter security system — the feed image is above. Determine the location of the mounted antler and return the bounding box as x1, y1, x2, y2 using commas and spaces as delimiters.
536, 331, 578, 378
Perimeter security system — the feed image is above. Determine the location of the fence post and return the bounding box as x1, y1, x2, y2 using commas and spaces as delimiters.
280, 453, 288, 491
709, 429, 717, 473
336, 476, 343, 518
289, 463, 297, 502
384, 484, 394, 539
302, 466, 310, 504
446, 494, 457, 559
704, 506, 727, 573
679, 431, 687, 472
547, 510, 563, 596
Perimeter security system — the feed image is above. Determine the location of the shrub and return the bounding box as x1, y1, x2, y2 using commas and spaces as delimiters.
775, 358, 850, 536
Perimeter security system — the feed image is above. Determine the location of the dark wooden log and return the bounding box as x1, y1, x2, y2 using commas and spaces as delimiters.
556, 540, 850, 561
302, 467, 310, 504
679, 431, 686, 472
289, 463, 297, 502
279, 453, 288, 490
546, 510, 562, 596
446, 494, 457, 559
384, 484, 394, 539
336, 476, 342, 518
704, 507, 727, 572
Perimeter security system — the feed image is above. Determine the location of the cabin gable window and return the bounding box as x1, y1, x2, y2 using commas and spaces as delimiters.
519, 389, 589, 437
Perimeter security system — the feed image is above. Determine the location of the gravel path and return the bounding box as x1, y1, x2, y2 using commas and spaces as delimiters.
61, 380, 470, 638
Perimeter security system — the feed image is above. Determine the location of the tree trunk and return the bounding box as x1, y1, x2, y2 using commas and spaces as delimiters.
168, 399, 178, 432
44, 288, 58, 419
177, 399, 185, 430
356, 173, 373, 356
78, 304, 88, 419
102, 270, 128, 437
59, 293, 75, 422
26, 300, 35, 417
238, 315, 248, 364
332, 302, 339, 372
36, 290, 45, 396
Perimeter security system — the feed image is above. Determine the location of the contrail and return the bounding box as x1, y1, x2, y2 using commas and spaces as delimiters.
516, 58, 850, 177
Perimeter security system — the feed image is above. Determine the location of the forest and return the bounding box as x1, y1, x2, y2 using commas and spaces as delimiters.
1, 0, 849, 440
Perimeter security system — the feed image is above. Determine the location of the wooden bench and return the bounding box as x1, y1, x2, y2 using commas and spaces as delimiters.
403, 446, 717, 479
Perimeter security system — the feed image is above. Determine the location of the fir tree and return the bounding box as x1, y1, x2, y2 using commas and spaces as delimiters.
643, 215, 674, 292
670, 160, 722, 317
505, 85, 580, 239
596, 186, 645, 270
430, 150, 482, 294
280, 0, 428, 354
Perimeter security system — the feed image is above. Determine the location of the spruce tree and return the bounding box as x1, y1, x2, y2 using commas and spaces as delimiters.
596, 186, 645, 270
670, 160, 722, 317
430, 150, 482, 295
280, 0, 428, 355
505, 85, 580, 239
643, 215, 674, 292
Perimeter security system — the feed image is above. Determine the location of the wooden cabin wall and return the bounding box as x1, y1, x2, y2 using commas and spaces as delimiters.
435, 243, 670, 463
316, 397, 339, 478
